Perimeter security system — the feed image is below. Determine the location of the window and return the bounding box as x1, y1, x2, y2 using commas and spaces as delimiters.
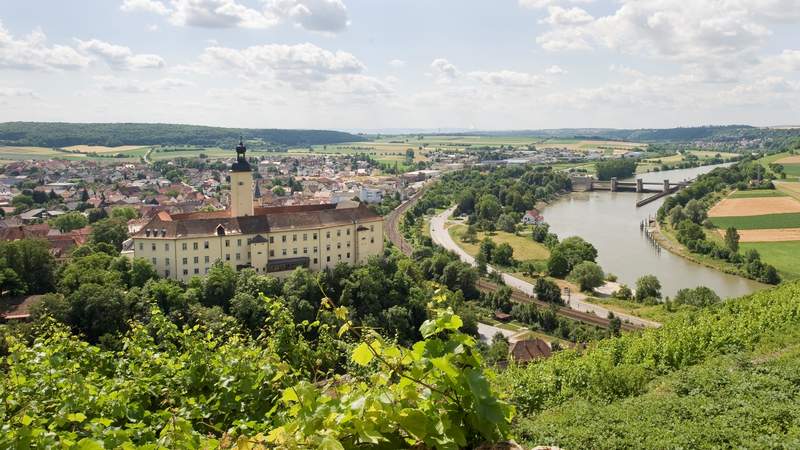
346, 252, 350, 258
282, 249, 287, 256
165, 243, 170, 251
313, 246, 318, 253
204, 241, 209, 249
282, 235, 286, 243
193, 242, 198, 250
236, 253, 240, 260
205, 256, 210, 263
370, 237, 375, 244
326, 244, 331, 251
194, 268, 199, 274
194, 256, 199, 264
269, 236, 274, 244
370, 225, 374, 232
337, 230, 341, 237
152, 257, 157, 265
337, 243, 341, 249
225, 239, 230, 247
183, 269, 188, 276
151, 243, 156, 251
346, 229, 350, 236
338, 254, 342, 260
303, 233, 307, 241
225, 254, 230, 261
165, 257, 170, 265
182, 243, 187, 250
182, 257, 187, 265
326, 256, 330, 262
313, 258, 318, 264
269, 250, 274, 257
313, 233, 317, 239
293, 234, 297, 242
165, 270, 170, 277
303, 247, 308, 254
237, 239, 242, 246
205, 268, 209, 274
138, 243, 143, 250
346, 242, 350, 248
326, 231, 330, 238
293, 248, 298, 255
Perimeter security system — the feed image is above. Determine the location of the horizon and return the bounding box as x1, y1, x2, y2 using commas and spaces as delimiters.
0, 1, 799, 129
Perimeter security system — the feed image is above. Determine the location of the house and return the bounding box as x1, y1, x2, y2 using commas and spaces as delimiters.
521, 209, 544, 225
508, 338, 552, 363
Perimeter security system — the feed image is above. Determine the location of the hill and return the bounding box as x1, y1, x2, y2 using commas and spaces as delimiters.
0, 122, 365, 148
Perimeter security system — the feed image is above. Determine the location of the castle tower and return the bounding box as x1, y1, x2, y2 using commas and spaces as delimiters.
229, 138, 254, 217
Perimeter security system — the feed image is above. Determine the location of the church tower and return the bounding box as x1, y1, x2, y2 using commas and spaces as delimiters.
229, 138, 254, 217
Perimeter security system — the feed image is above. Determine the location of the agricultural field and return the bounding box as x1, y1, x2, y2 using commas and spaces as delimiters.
740, 242, 800, 280
708, 196, 800, 217
710, 213, 800, 230
0, 145, 147, 161
728, 189, 788, 198
777, 181, 800, 201
62, 145, 147, 154
448, 223, 550, 262
638, 149, 739, 172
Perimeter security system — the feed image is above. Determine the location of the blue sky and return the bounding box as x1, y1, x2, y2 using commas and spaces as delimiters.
0, 0, 798, 130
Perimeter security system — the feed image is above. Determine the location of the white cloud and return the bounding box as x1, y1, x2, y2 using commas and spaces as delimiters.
94, 75, 192, 93
0, 87, 38, 98
468, 70, 545, 88
540, 6, 593, 25
120, 0, 170, 15
389, 59, 405, 68
267, 0, 349, 32
0, 22, 90, 71
545, 64, 567, 75
430, 58, 459, 83
119, 0, 351, 32
519, 0, 593, 10
198, 42, 364, 86
77, 39, 165, 70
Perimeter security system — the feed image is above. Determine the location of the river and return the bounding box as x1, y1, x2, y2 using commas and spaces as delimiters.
542, 164, 766, 299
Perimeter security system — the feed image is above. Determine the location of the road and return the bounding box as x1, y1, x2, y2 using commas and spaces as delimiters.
430, 207, 661, 329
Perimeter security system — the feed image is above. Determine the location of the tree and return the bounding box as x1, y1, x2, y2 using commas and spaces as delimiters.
129, 258, 159, 287
51, 212, 88, 232
476, 194, 502, 221
202, 261, 237, 310
531, 223, 549, 242
87, 208, 108, 223
485, 332, 509, 365
552, 237, 597, 270
111, 206, 138, 221
67, 283, 128, 342
684, 199, 706, 224
668, 205, 686, 227
29, 293, 70, 323
547, 252, 570, 278
635, 275, 662, 302
90, 218, 129, 250
674, 286, 720, 307
479, 238, 496, 263
568, 261, 605, 292
492, 243, 514, 266
535, 277, 561, 303
462, 224, 478, 243
595, 158, 636, 180
724, 227, 740, 253
0, 239, 55, 294
613, 284, 633, 300
497, 214, 517, 233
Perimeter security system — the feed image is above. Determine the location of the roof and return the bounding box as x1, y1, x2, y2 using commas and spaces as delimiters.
134, 203, 381, 239
0, 294, 42, 321
509, 339, 552, 363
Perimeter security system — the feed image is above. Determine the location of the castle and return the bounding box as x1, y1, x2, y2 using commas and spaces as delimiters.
131, 140, 384, 281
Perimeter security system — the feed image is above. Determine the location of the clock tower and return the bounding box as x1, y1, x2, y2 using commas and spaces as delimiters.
229, 138, 254, 217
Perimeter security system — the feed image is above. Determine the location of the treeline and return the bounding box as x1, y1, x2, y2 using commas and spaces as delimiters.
595, 158, 637, 180
0, 122, 364, 148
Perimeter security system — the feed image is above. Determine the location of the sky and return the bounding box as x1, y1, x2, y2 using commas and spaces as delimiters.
0, 0, 799, 131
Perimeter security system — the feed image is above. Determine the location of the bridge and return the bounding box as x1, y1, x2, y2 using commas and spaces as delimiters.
570, 175, 691, 207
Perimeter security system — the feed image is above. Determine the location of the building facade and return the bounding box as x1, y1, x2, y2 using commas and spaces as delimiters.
131, 141, 384, 281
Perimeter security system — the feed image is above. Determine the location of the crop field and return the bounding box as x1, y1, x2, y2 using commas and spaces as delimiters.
708, 197, 800, 217
777, 182, 800, 201
728, 189, 788, 198
63, 145, 147, 154
721, 228, 800, 242
710, 213, 800, 230
0, 146, 87, 160
740, 241, 800, 280
448, 223, 550, 262
776, 155, 800, 164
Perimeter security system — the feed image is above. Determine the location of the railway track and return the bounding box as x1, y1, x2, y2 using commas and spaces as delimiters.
384, 186, 643, 332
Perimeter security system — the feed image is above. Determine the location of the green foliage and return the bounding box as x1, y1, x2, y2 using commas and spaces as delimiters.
89, 218, 128, 250
0, 238, 55, 294
674, 286, 721, 307
50, 211, 88, 232
535, 278, 562, 303
635, 275, 662, 302
595, 158, 636, 181
725, 226, 740, 253
568, 261, 605, 292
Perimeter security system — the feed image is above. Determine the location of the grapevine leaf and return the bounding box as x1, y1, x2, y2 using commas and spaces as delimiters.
352, 343, 373, 366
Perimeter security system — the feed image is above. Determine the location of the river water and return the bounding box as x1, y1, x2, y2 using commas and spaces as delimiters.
543, 164, 766, 299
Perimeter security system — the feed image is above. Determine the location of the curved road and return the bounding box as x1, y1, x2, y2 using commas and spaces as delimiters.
430, 207, 661, 329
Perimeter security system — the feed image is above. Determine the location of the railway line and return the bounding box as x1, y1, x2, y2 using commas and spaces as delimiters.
384, 185, 644, 332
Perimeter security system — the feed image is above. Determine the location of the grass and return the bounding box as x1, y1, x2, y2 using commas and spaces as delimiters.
777, 182, 800, 201
710, 213, 800, 230
781, 163, 800, 177
448, 223, 550, 262
583, 296, 677, 324
740, 241, 800, 280
728, 189, 788, 198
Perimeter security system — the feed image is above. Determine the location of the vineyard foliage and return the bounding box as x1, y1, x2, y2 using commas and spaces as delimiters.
0, 292, 512, 449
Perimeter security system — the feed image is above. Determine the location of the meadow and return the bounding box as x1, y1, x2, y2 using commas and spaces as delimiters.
448, 223, 550, 262
740, 241, 800, 280
728, 189, 788, 198
710, 213, 800, 230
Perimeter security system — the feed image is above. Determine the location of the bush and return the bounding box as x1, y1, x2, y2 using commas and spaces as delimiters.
635, 275, 661, 302
568, 261, 605, 292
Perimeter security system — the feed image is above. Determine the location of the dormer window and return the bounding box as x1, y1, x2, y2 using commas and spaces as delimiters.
216, 225, 226, 236
145, 229, 151, 237
161, 228, 166, 237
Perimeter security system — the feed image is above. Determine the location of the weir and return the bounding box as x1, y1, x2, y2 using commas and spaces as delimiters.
570, 175, 692, 207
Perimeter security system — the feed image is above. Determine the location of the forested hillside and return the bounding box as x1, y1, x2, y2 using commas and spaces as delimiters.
0, 122, 365, 148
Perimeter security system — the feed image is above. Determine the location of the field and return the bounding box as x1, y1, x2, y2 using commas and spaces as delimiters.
723, 228, 800, 242
708, 197, 800, 217
710, 213, 800, 230
638, 149, 739, 173
728, 189, 788, 198
63, 145, 147, 154
740, 242, 800, 280
448, 223, 550, 262
0, 145, 147, 161
777, 181, 800, 201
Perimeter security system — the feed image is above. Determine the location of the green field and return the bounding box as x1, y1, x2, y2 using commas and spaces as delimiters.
741, 241, 800, 280
448, 223, 550, 262
710, 213, 800, 230
728, 189, 788, 198
782, 163, 800, 177
0, 145, 148, 162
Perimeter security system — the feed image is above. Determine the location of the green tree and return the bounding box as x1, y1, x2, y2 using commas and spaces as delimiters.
568, 261, 605, 292
724, 227, 740, 253
492, 243, 514, 266
674, 286, 721, 307
202, 261, 237, 310
684, 199, 706, 224
111, 206, 138, 221
129, 258, 158, 287
497, 214, 517, 233
635, 275, 662, 302
50, 212, 88, 232
0, 239, 55, 294
547, 251, 570, 278
66, 283, 127, 342
531, 223, 549, 242
535, 277, 562, 303
476, 194, 502, 221
462, 224, 478, 243
89, 218, 129, 250
552, 236, 597, 270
